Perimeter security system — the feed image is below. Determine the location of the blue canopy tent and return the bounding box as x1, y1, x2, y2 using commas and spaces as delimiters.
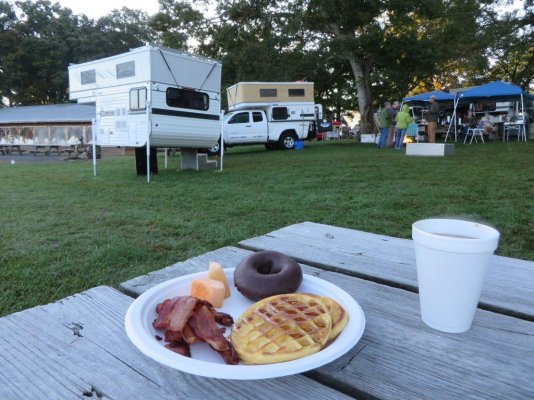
403, 90, 456, 103
446, 81, 531, 142
457, 80, 525, 100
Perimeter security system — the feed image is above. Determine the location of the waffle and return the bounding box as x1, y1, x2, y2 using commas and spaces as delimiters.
311, 295, 348, 341
230, 294, 332, 364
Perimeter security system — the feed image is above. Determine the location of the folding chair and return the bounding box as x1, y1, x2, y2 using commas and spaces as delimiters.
464, 127, 484, 144
504, 123, 527, 142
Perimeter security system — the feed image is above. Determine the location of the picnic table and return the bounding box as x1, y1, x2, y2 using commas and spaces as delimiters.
1, 222, 533, 399
0, 144, 25, 155
29, 145, 62, 156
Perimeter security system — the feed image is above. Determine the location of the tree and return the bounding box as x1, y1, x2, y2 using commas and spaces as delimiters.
150, 0, 207, 50
0, 1, 17, 106
0, 0, 86, 105
200, 0, 498, 131
0, 1, 156, 106
197, 0, 357, 112
487, 0, 534, 90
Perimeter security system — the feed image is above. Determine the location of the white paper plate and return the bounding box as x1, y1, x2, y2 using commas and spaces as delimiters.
125, 268, 365, 379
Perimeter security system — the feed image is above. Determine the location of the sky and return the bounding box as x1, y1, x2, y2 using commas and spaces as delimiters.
47, 0, 161, 19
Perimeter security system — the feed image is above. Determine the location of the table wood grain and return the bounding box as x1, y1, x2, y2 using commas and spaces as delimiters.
0, 286, 351, 400
238, 221, 534, 321
3, 223, 533, 400
121, 245, 534, 400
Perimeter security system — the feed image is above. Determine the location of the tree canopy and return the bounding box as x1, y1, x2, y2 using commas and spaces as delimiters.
0, 0, 154, 106
1, 0, 531, 131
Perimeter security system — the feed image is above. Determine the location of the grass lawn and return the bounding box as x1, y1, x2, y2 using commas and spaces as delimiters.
1, 140, 533, 316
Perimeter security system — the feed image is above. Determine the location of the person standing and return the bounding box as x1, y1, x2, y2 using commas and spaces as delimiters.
377, 102, 391, 148
394, 104, 413, 149
387, 101, 400, 147
427, 95, 440, 143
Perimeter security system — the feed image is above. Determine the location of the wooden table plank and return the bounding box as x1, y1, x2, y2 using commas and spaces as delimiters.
120, 246, 534, 400
308, 270, 534, 400
120, 246, 250, 297
238, 221, 534, 321
0, 286, 352, 400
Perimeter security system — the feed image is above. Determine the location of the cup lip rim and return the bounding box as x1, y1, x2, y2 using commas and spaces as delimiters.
412, 218, 500, 241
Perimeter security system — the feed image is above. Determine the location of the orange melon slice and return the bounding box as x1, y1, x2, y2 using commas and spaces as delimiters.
208, 261, 231, 299
190, 277, 225, 308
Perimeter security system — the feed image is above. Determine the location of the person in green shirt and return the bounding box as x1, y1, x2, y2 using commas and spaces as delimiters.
394, 104, 413, 149
377, 101, 391, 148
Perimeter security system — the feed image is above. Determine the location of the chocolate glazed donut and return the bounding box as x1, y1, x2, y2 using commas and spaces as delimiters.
234, 251, 303, 301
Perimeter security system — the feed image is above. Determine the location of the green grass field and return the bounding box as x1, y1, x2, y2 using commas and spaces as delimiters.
1, 140, 533, 316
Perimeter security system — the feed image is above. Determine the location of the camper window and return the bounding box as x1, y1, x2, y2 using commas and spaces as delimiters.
228, 112, 249, 124
166, 88, 209, 111
253, 112, 263, 122
130, 88, 147, 111
116, 61, 135, 79
272, 107, 289, 120
288, 89, 305, 97
81, 69, 96, 85
260, 88, 277, 97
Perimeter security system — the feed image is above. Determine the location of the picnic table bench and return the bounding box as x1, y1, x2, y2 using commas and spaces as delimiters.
0, 144, 25, 155
1, 222, 533, 399
64, 145, 93, 159
28, 145, 63, 156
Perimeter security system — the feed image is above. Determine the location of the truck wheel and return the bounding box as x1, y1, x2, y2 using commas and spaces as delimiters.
279, 133, 297, 150
207, 138, 221, 155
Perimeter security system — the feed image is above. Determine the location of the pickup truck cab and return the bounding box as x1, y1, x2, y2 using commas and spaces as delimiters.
208, 104, 321, 154
207, 81, 322, 154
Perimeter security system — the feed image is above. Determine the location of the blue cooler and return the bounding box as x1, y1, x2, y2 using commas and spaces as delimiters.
294, 140, 304, 150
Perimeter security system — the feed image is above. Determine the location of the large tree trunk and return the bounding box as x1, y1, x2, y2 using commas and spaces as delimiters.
322, 15, 375, 134
348, 55, 375, 134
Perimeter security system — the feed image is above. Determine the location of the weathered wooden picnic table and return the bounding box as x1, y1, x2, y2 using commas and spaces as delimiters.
1, 222, 533, 399
0, 144, 25, 155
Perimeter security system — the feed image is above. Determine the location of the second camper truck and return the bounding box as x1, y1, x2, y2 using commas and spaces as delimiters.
208, 82, 322, 153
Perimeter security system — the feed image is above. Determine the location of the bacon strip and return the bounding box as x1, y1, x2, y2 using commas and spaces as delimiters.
196, 299, 234, 326
154, 295, 239, 365
167, 296, 198, 332
153, 297, 179, 329
182, 323, 201, 344
188, 304, 239, 365
165, 339, 191, 357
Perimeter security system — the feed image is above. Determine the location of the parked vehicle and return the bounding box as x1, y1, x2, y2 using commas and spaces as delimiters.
208, 82, 322, 153
68, 45, 222, 173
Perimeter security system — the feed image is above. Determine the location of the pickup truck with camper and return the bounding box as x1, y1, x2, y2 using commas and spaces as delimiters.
68, 45, 222, 176
208, 82, 322, 153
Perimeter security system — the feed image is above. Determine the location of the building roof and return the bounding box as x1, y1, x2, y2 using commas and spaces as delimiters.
0, 103, 95, 125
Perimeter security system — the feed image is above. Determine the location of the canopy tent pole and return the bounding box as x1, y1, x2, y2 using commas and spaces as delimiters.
520, 94, 526, 141
146, 100, 151, 183
146, 134, 151, 183
91, 118, 97, 177
219, 110, 225, 172
454, 97, 460, 142
445, 97, 459, 143
164, 148, 168, 169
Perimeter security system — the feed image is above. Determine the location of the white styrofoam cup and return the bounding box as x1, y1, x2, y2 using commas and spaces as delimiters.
412, 219, 500, 333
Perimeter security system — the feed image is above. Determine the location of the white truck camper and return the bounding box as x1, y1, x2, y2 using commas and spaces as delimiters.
209, 82, 322, 153
68, 45, 222, 179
